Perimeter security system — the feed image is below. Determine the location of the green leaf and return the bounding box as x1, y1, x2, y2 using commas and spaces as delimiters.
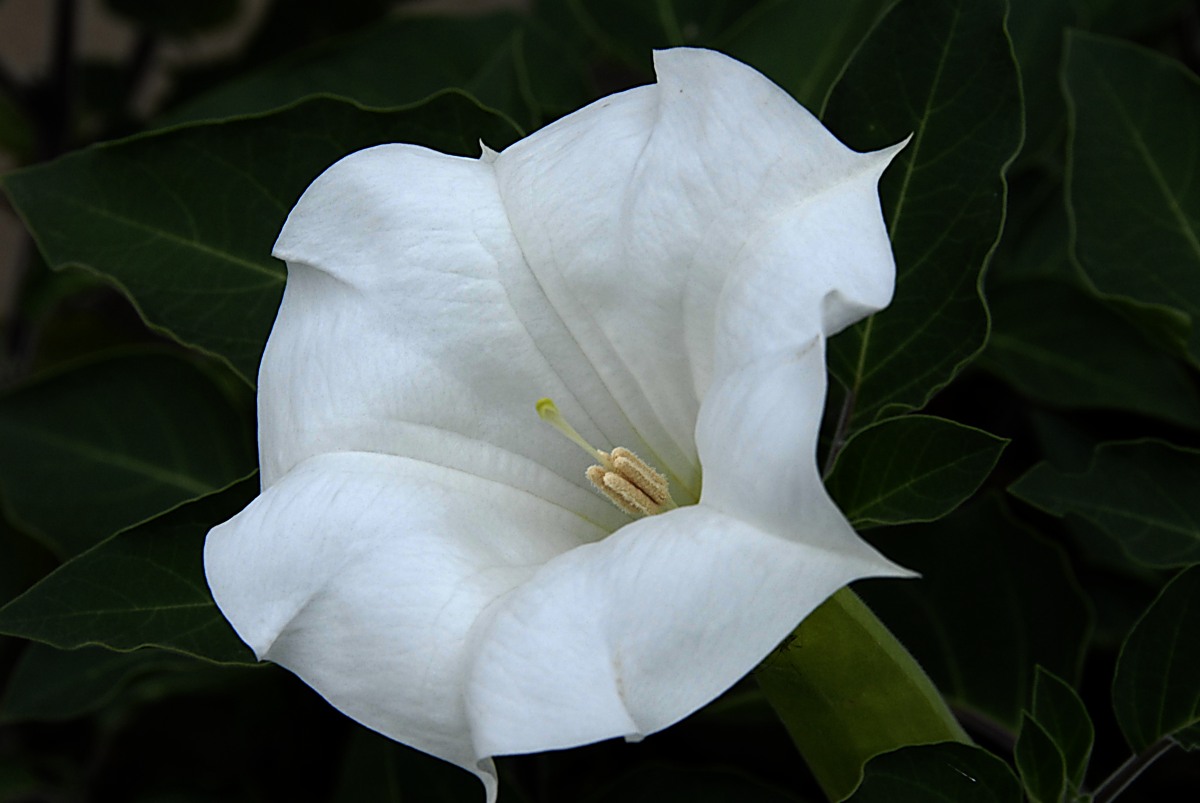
858, 496, 1092, 729
981, 279, 1200, 428
1011, 440, 1200, 568
552, 0, 890, 107
823, 0, 1023, 429
1112, 565, 1200, 752
1014, 713, 1067, 803
757, 589, 969, 802
584, 766, 802, 803
545, 0, 747, 70
0, 477, 258, 665
0, 351, 254, 557
0, 643, 220, 723
826, 415, 1007, 528
1031, 667, 1094, 791
846, 742, 1021, 803
2, 93, 521, 385
1064, 32, 1200, 363
715, 0, 893, 110
164, 14, 585, 131
1006, 0, 1079, 162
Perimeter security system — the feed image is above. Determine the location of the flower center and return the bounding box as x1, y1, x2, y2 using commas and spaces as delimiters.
536, 398, 677, 517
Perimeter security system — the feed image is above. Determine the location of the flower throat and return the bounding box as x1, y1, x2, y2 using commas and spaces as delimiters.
536, 398, 676, 517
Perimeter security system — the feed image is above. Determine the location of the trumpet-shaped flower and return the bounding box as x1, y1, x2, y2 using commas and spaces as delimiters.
204, 47, 909, 800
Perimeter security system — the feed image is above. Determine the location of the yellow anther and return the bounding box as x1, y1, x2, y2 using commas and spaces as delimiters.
537, 398, 677, 518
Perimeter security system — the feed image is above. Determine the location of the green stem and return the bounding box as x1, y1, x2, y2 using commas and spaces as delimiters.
756, 588, 970, 801
1091, 736, 1176, 803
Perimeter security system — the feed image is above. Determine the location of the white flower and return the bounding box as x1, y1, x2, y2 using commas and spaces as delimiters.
204, 47, 909, 800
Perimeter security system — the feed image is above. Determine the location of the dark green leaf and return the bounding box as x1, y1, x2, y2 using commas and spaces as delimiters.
1079, 0, 1191, 36
0, 759, 40, 799
332, 727, 481, 803
584, 765, 802, 803
1031, 667, 1094, 790
0, 351, 254, 557
0, 643, 221, 723
859, 496, 1091, 729
824, 0, 1023, 428
1112, 565, 1200, 752
1011, 440, 1200, 568
987, 175, 1075, 286
716, 0, 893, 110
826, 415, 1007, 528
2, 93, 521, 384
0, 513, 55, 608
1176, 722, 1200, 751
164, 14, 586, 131
1064, 32, 1200, 363
1006, 0, 1079, 162
0, 478, 258, 665
1014, 713, 1067, 803
847, 742, 1021, 803
982, 280, 1200, 428
546, 0, 747, 70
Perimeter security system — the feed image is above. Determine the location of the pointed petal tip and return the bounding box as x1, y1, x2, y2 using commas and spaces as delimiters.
479, 140, 499, 164
870, 133, 913, 166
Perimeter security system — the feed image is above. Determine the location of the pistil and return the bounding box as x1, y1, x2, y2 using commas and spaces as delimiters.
537, 398, 677, 517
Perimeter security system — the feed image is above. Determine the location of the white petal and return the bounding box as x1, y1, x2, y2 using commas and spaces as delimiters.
214, 46, 915, 794
464, 503, 901, 759
204, 451, 609, 801
267, 144, 688, 513
492, 49, 897, 475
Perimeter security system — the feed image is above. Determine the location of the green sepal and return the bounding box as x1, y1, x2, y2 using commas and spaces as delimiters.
757, 588, 969, 801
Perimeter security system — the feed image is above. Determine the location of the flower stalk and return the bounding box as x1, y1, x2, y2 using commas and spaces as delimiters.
757, 588, 970, 801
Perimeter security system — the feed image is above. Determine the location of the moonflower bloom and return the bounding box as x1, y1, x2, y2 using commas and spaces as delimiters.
204, 47, 910, 800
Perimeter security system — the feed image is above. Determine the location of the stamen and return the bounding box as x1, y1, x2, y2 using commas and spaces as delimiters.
537, 398, 677, 518
611, 448, 673, 509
